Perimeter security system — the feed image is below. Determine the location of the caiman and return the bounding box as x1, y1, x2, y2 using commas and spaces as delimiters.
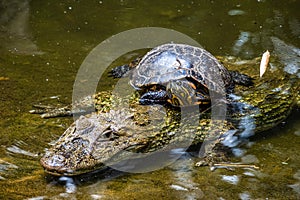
35, 40, 299, 176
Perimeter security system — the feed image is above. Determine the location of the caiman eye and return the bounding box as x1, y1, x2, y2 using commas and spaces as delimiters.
76, 116, 92, 130
102, 128, 113, 138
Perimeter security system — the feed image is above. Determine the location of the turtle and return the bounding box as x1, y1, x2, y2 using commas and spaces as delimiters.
111, 43, 253, 106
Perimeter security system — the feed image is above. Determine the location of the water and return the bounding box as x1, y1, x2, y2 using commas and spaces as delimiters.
0, 0, 299, 199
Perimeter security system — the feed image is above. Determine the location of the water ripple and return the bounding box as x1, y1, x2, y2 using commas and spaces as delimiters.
6, 145, 38, 158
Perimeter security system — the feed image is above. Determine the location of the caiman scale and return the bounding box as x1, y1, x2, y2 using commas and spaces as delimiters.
37, 42, 299, 176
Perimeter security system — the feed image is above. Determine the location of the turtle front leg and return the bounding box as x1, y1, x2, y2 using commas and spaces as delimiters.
140, 80, 211, 107
139, 90, 169, 105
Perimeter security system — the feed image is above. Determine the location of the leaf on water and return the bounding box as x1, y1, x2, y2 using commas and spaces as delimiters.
260, 50, 270, 78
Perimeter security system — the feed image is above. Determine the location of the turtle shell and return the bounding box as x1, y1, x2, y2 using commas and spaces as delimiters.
130, 43, 233, 94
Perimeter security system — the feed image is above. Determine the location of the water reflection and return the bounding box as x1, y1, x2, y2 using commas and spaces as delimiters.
7, 145, 38, 158
231, 6, 300, 59
59, 176, 77, 194
0, 0, 42, 54
169, 151, 204, 200
221, 174, 239, 185
289, 170, 300, 198
0, 159, 18, 180
232, 31, 251, 56
271, 37, 300, 78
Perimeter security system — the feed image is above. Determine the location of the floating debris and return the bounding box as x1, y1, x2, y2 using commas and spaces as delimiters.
260, 50, 270, 77
211, 163, 259, 171
170, 184, 189, 191
0, 76, 9, 81
228, 9, 246, 16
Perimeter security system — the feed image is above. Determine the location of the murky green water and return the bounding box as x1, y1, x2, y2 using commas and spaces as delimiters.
0, 0, 299, 199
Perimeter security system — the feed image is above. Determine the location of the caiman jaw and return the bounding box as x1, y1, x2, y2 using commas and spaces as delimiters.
39, 141, 110, 176
40, 154, 105, 176
40, 153, 67, 175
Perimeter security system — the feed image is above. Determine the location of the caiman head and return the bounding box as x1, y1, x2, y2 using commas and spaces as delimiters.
40, 109, 145, 176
